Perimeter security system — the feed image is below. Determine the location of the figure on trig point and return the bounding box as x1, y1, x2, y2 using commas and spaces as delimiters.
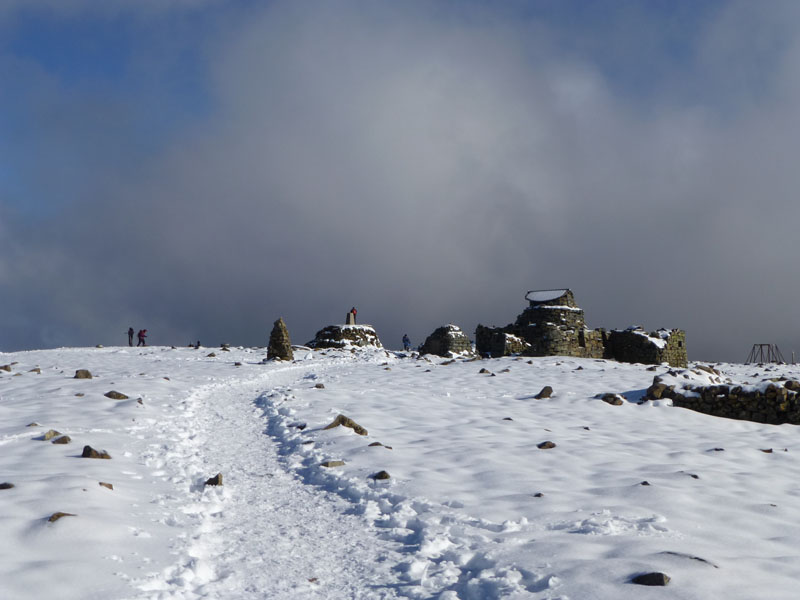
346, 306, 357, 325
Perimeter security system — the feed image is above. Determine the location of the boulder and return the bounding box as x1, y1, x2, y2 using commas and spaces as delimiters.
537, 441, 556, 449
0, 482, 14, 490
52, 435, 71, 445
0, 364, 11, 372
267, 317, 294, 361
74, 369, 92, 379
104, 391, 128, 400
418, 325, 474, 357
41, 429, 62, 441
204, 473, 223, 486
321, 460, 345, 468
534, 386, 553, 399
323, 414, 368, 436
48, 512, 76, 523
631, 572, 670, 586
371, 470, 391, 480
98, 482, 113, 490
597, 393, 625, 405
82, 445, 111, 459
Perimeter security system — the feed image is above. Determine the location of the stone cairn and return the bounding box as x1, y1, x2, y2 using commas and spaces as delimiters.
267, 318, 294, 361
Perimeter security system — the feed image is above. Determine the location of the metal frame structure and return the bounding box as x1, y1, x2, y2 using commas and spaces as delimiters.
745, 343, 786, 364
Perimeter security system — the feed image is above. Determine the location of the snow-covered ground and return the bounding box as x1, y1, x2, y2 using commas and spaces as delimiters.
2, 345, 800, 599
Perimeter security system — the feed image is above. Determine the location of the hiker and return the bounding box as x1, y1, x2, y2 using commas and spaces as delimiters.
127, 327, 134, 347
403, 334, 411, 351
350, 307, 357, 324
137, 329, 147, 346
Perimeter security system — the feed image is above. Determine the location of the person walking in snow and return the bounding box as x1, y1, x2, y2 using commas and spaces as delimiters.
127, 327, 134, 347
137, 329, 147, 346
402, 334, 411, 351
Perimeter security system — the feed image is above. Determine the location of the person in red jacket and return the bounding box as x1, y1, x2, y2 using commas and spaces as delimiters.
137, 329, 147, 346
350, 307, 357, 324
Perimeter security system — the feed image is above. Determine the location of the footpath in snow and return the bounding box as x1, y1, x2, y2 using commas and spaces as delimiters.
2, 345, 800, 599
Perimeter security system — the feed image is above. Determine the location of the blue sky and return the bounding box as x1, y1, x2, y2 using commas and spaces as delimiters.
2, 0, 800, 361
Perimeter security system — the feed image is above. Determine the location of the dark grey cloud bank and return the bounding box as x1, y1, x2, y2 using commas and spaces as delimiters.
2, 1, 800, 362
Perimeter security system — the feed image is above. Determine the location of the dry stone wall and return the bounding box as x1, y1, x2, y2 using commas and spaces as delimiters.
418, 325, 475, 357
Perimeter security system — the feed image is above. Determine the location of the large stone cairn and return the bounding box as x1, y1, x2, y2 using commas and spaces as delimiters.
308, 325, 383, 349
267, 318, 294, 361
418, 324, 475, 357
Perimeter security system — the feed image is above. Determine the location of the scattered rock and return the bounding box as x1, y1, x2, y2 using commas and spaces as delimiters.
368, 442, 383, 447
640, 480, 651, 486
0, 364, 11, 372
48, 512, 76, 523
29, 367, 41, 374
499, 368, 511, 373
597, 393, 625, 406
289, 422, 307, 430
207, 352, 217, 358
537, 441, 556, 449
534, 386, 553, 399
761, 448, 774, 454
503, 417, 513, 421
267, 318, 294, 361
98, 482, 113, 490
41, 429, 62, 441
479, 368, 491, 374
314, 383, 325, 389
533, 492, 544, 498
234, 362, 242, 367
104, 391, 128, 400
658, 551, 717, 568
163, 377, 170, 381
81, 445, 111, 459
52, 435, 71, 445
371, 470, 391, 480
137, 398, 144, 405
205, 473, 223, 486
0, 482, 14, 490
321, 460, 345, 468
26, 422, 40, 427
710, 447, 725, 452
74, 369, 93, 379
75, 393, 84, 397
323, 414, 368, 436
631, 572, 670, 586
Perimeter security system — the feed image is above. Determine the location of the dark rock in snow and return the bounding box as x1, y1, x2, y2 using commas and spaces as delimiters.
82, 445, 111, 459
537, 441, 556, 449
74, 369, 92, 379
321, 460, 345, 468
371, 470, 391, 480
597, 393, 624, 405
205, 473, 223, 486
104, 391, 128, 400
0, 482, 14, 490
52, 435, 71, 445
41, 429, 61, 441
99, 482, 114, 490
323, 414, 368, 436
534, 386, 553, 399
631, 572, 670, 586
48, 512, 76, 523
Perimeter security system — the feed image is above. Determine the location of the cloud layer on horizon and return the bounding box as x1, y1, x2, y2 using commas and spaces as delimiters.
2, 1, 800, 362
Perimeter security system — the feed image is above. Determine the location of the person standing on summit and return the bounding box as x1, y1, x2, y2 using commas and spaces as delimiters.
137, 329, 147, 346
127, 327, 134, 346
350, 307, 357, 324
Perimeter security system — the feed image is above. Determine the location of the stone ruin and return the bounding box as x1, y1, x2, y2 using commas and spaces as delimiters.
308, 324, 383, 349
476, 289, 687, 367
418, 324, 475, 357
